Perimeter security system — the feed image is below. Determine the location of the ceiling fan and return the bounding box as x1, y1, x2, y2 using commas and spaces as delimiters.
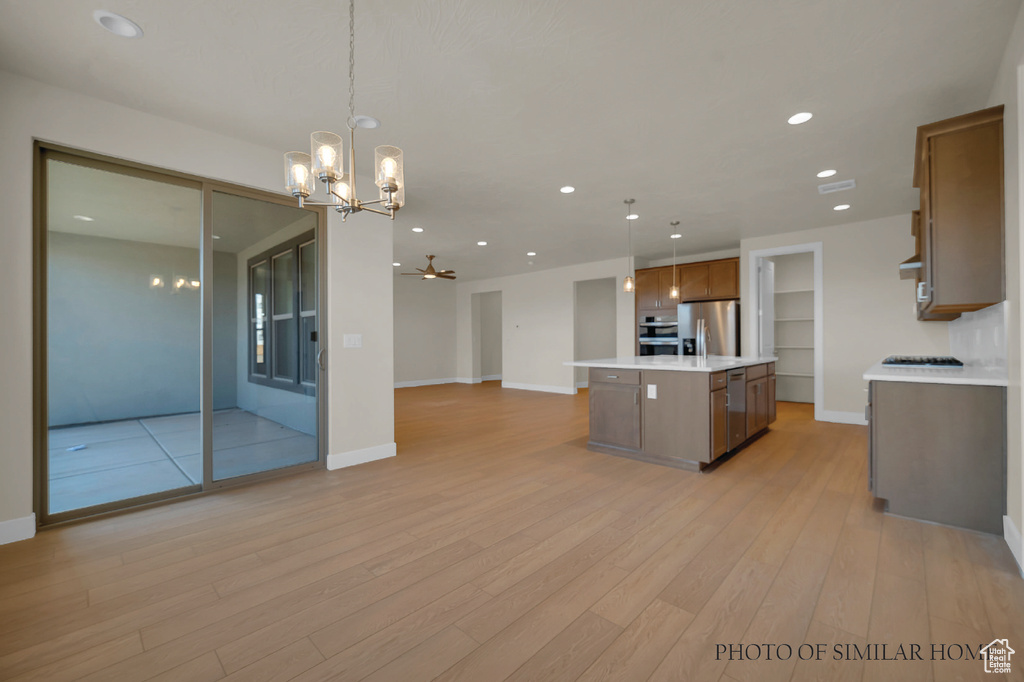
402, 255, 455, 280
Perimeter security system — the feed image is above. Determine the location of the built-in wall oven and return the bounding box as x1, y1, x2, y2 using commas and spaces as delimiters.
638, 314, 680, 355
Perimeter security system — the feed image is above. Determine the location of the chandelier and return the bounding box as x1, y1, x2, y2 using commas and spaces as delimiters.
282, 0, 404, 220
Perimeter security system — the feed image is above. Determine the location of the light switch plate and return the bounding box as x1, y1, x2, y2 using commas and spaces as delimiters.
647, 384, 657, 399
343, 333, 362, 349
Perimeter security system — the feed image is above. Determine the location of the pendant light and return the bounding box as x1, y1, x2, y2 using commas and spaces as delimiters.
668, 221, 681, 299
623, 199, 636, 292
283, 0, 404, 221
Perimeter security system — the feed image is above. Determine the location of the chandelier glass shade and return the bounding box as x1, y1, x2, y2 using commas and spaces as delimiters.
623, 198, 635, 293
669, 220, 680, 299
282, 0, 404, 221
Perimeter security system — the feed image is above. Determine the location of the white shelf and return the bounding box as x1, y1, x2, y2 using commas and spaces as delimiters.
776, 346, 814, 350
775, 317, 814, 322
777, 372, 814, 378
774, 288, 813, 295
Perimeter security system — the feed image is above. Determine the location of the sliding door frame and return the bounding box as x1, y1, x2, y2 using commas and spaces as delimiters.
32, 141, 328, 526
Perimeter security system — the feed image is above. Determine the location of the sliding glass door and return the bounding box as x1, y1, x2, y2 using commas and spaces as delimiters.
38, 148, 324, 523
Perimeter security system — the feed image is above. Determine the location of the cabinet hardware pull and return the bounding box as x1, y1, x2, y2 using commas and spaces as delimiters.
607, 375, 618, 379
634, 391, 638, 405
317, 349, 327, 371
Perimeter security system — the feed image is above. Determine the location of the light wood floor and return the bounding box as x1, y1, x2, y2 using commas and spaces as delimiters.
1, 382, 1022, 681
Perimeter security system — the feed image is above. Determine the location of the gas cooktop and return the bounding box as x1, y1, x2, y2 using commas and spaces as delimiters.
882, 355, 964, 368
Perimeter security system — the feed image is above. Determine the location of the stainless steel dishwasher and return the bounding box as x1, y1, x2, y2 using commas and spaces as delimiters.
727, 368, 747, 451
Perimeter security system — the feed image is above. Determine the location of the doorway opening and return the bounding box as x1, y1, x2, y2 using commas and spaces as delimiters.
747, 242, 823, 420
471, 291, 502, 383
573, 278, 617, 389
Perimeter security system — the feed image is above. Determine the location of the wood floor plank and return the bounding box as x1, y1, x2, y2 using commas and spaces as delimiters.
576, 598, 694, 681
504, 611, 623, 682
861, 570, 932, 682
724, 547, 832, 682
1, 391, 1020, 682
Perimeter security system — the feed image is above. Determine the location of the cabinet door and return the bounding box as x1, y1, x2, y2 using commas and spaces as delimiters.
635, 268, 662, 310
659, 267, 679, 307
589, 383, 641, 450
711, 388, 728, 459
767, 374, 777, 424
681, 264, 710, 300
708, 259, 739, 299
746, 378, 768, 435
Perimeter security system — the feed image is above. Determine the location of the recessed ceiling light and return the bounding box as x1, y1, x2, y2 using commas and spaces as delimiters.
392, 262, 400, 267
670, 233, 682, 239
817, 169, 837, 178
526, 251, 536, 256
626, 214, 639, 220
93, 10, 144, 38
560, 186, 575, 194
412, 227, 423, 233
788, 112, 813, 125
353, 115, 381, 129
477, 241, 487, 246
73, 214, 94, 222
833, 204, 851, 211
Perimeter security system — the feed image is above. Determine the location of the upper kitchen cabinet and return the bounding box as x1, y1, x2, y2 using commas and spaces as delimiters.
635, 266, 679, 312
680, 258, 739, 301
912, 105, 1004, 319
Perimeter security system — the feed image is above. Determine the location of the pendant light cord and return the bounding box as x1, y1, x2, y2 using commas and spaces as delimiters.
348, 0, 356, 130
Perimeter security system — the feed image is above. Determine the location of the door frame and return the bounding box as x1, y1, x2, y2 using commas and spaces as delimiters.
32, 142, 328, 525
745, 241, 824, 421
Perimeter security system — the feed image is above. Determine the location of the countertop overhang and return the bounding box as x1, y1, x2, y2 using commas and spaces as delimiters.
566, 356, 778, 373
863, 360, 1008, 387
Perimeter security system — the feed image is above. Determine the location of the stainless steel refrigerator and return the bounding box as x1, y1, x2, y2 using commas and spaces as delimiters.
677, 301, 740, 356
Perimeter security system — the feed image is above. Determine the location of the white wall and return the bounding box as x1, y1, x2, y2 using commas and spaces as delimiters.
740, 215, 951, 420
393, 275, 456, 386
647, 247, 740, 268
0, 70, 394, 542
573, 278, 617, 386
478, 291, 503, 379
455, 258, 635, 393
987, 2, 1024, 567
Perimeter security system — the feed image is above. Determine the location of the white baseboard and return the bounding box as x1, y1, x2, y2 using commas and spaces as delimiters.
393, 378, 457, 388
501, 381, 576, 395
576, 381, 588, 389
1006, 515, 1024, 576
327, 442, 396, 470
817, 409, 868, 426
0, 514, 36, 546
455, 377, 482, 384
481, 374, 502, 381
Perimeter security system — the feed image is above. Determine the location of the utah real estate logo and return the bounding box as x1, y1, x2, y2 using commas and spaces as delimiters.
980, 639, 1014, 674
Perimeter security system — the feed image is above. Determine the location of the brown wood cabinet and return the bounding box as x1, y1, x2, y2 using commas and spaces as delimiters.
868, 380, 1005, 534
676, 258, 739, 301
635, 266, 679, 312
588, 369, 641, 451
912, 105, 1004, 319
587, 363, 774, 471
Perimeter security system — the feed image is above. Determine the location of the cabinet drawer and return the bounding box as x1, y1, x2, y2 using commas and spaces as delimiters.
746, 363, 767, 380
767, 362, 775, 375
589, 368, 641, 385
710, 371, 727, 390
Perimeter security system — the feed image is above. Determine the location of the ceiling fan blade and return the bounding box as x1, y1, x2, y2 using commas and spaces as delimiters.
438, 269, 455, 274
436, 274, 457, 280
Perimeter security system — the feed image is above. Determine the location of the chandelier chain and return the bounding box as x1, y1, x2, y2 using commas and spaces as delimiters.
348, 0, 356, 128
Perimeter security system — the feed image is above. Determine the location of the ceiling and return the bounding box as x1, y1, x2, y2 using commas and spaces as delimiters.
3, 0, 1020, 281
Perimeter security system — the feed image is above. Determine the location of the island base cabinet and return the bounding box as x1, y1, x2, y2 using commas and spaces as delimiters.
869, 381, 1005, 535
588, 369, 641, 451
643, 371, 712, 465
711, 388, 728, 459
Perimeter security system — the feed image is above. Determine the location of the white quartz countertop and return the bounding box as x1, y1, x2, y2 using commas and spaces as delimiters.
566, 356, 777, 373
863, 360, 1008, 387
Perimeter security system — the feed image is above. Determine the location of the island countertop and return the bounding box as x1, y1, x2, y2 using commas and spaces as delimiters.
565, 355, 778, 373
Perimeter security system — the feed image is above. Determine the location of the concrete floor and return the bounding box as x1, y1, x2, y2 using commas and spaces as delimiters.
47, 408, 317, 514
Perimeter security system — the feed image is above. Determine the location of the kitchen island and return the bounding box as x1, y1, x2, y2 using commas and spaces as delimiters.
566, 356, 777, 471
864, 359, 1007, 534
